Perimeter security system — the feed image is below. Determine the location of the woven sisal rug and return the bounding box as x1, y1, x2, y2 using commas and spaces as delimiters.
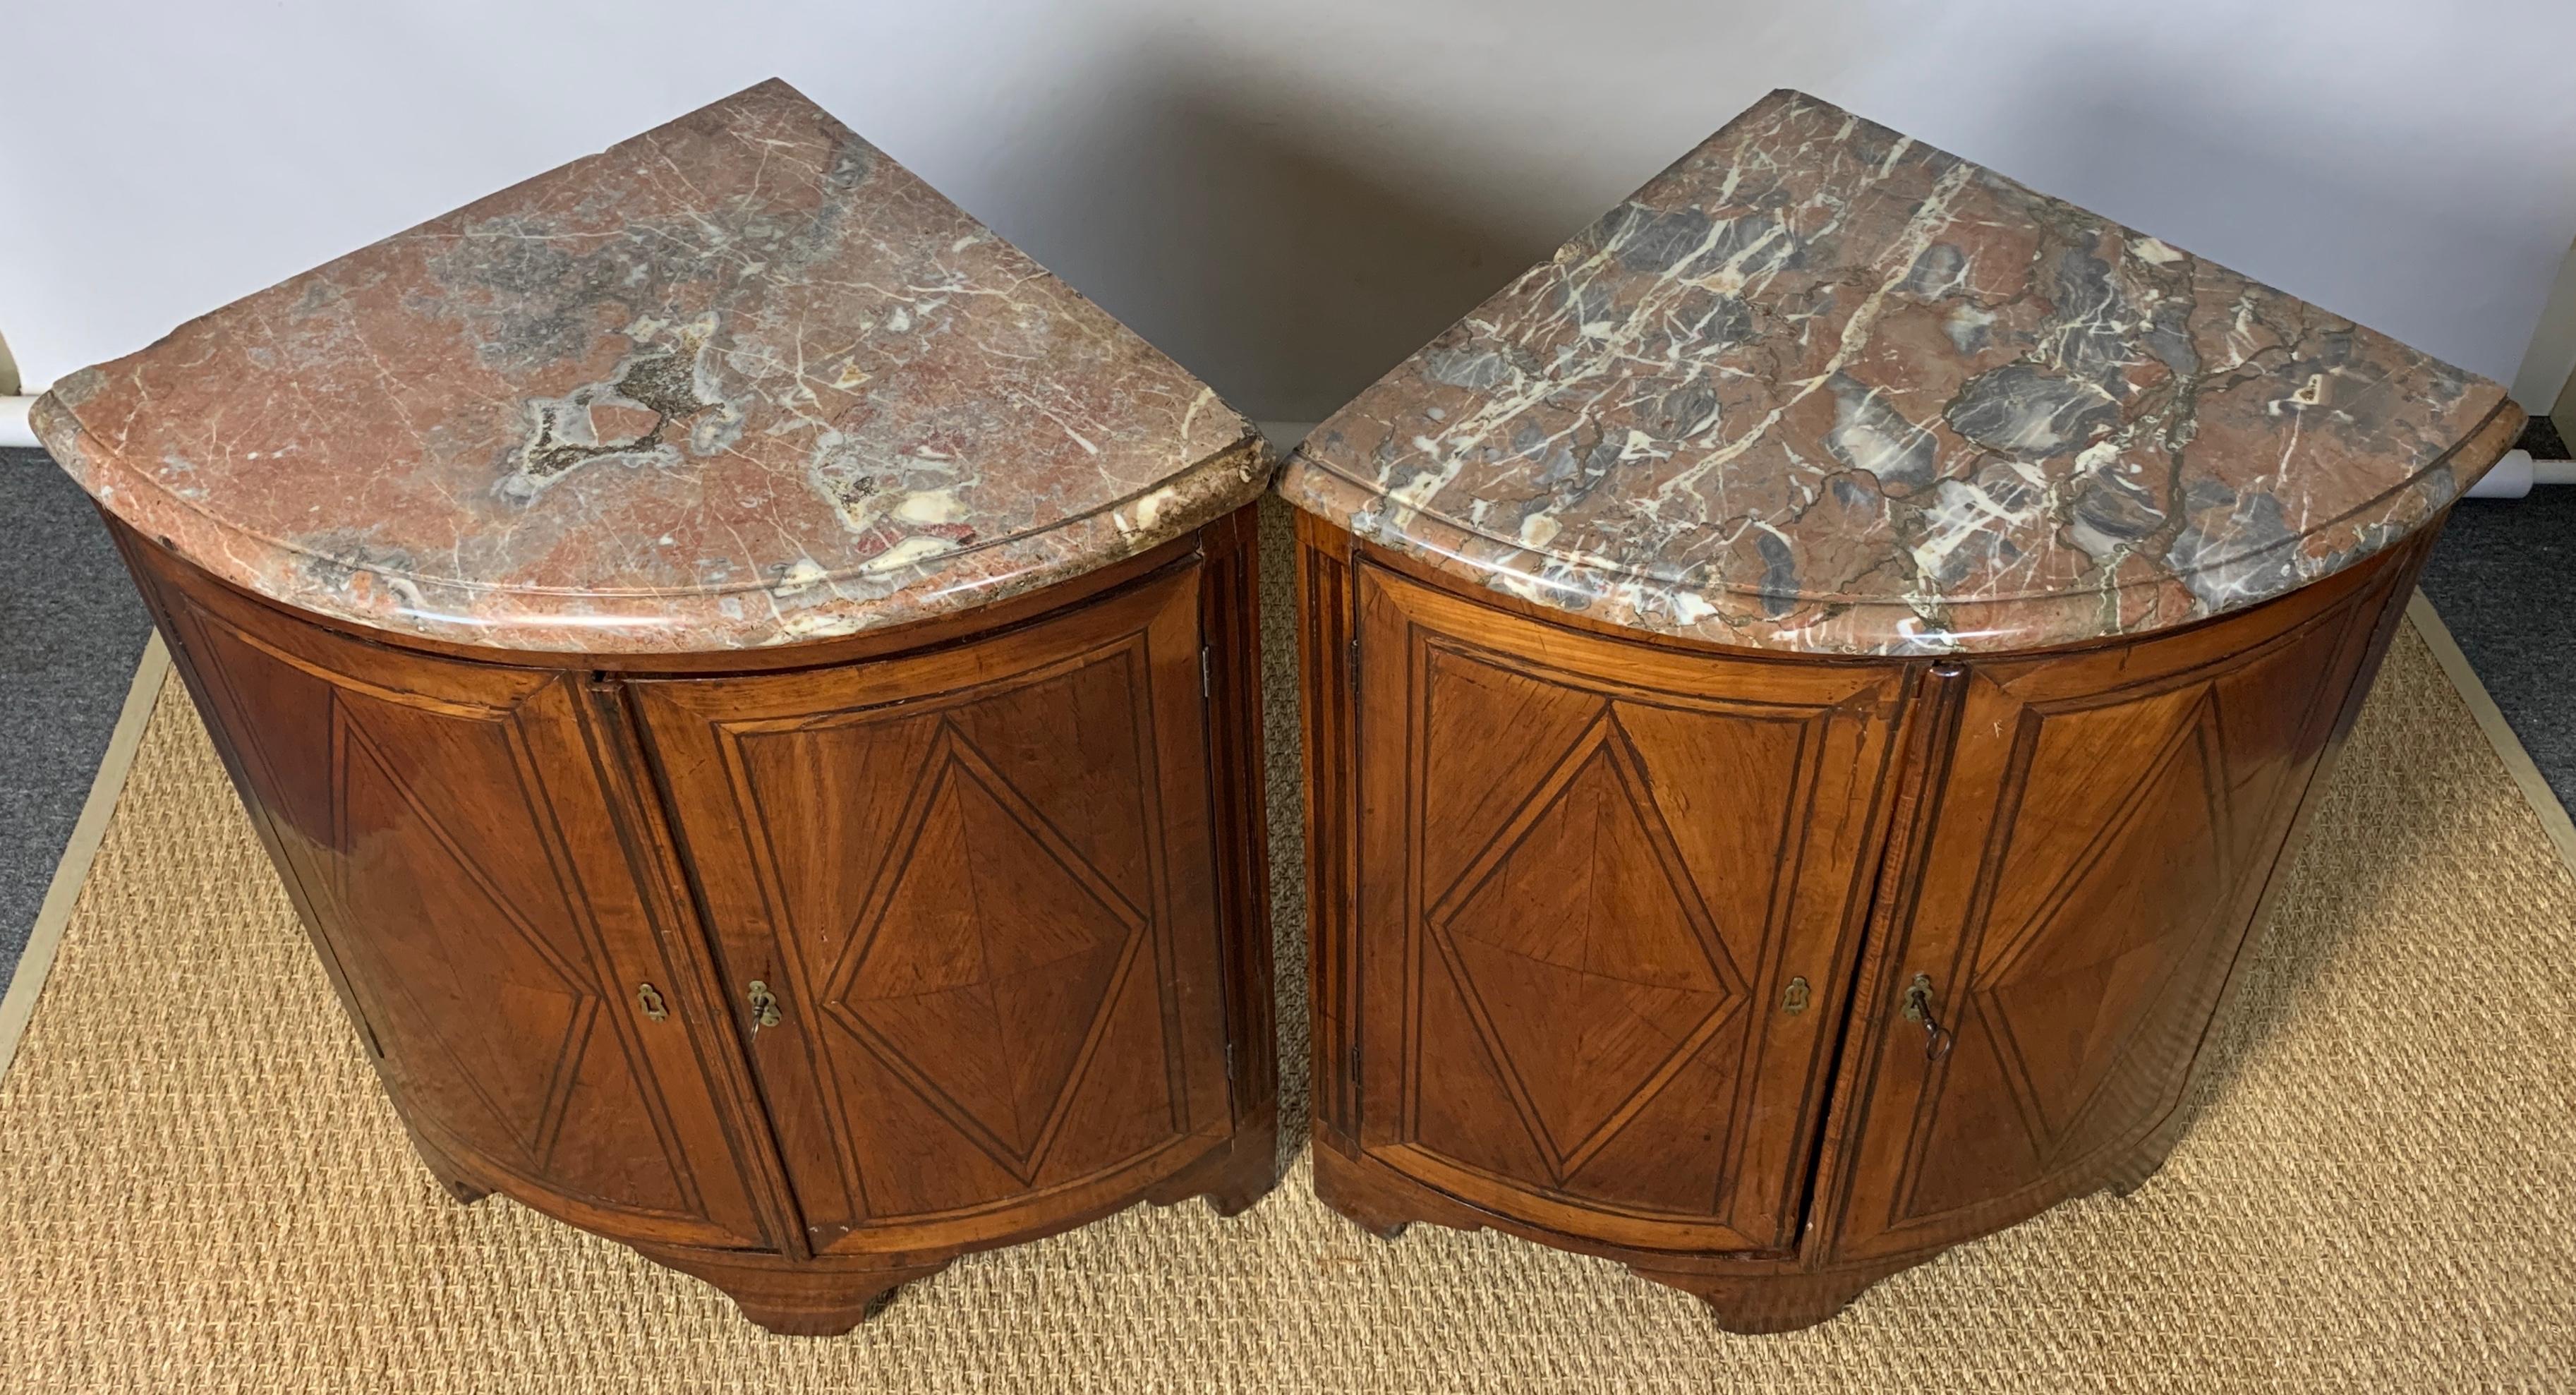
3, 512, 2572, 1389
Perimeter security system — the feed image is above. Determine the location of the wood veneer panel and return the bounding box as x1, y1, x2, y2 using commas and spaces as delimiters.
1343, 562, 1906, 1253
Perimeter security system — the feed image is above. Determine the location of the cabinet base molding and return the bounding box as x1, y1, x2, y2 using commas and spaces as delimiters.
1313, 1097, 2223, 1331
1314, 1147, 1887, 1330
617, 1128, 1281, 1336
1311, 1142, 1991, 1333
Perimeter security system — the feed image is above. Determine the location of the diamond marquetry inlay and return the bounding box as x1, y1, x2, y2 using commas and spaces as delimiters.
337, 717, 595, 1162
1976, 701, 2230, 1157
1428, 713, 1748, 1178
826, 723, 1144, 1180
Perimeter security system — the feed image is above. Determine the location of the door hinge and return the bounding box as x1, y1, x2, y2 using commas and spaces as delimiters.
1201, 644, 1213, 699
1347, 636, 1360, 694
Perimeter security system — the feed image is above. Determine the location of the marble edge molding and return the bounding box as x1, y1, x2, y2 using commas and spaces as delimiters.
1277, 87, 2522, 658
37, 384, 1275, 655
26, 71, 1281, 657
1278, 404, 2519, 657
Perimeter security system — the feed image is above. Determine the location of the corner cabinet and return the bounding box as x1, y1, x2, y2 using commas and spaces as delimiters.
109, 508, 1279, 1336
1297, 509, 2427, 1331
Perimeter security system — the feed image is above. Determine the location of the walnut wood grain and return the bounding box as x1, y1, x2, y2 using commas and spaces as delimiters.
1349, 563, 1906, 1253
109, 504, 1278, 1333
1818, 531, 2417, 1264
630, 556, 1238, 1250
1297, 512, 2433, 1331
1295, 508, 1363, 1156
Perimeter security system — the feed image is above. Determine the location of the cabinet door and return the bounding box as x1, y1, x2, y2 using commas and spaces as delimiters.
1823, 555, 2409, 1261
1348, 568, 1909, 1254
126, 546, 775, 1251
632, 562, 1234, 1254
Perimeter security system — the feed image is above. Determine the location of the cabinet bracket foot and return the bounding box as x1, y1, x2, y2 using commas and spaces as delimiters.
637, 1243, 950, 1337
2104, 1127, 2184, 1198
1146, 1121, 1283, 1218
1313, 1145, 1441, 1242
400, 1125, 490, 1207
1635, 1260, 1911, 1334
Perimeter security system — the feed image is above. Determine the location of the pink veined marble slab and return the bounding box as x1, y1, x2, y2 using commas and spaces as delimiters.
35, 79, 1267, 654
1279, 90, 2520, 656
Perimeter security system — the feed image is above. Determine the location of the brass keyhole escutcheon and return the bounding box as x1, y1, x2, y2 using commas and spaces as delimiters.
1900, 974, 1932, 1022
1900, 973, 1954, 1061
636, 983, 669, 1022
746, 980, 782, 1032
1781, 977, 1811, 1014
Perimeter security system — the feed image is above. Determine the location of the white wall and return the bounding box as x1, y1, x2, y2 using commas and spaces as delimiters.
8, 0, 2574, 421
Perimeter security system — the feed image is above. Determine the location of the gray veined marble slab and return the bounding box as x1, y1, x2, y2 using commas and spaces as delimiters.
1279, 90, 2520, 656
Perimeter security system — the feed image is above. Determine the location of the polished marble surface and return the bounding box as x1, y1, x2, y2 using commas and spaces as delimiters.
35, 80, 1266, 653
1281, 90, 2518, 655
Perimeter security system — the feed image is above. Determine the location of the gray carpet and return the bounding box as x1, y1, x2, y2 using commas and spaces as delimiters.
2420, 476, 2576, 813
0, 447, 154, 989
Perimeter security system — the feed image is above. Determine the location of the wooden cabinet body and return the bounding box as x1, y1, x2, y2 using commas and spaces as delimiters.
1296, 509, 2427, 1331
111, 507, 1279, 1335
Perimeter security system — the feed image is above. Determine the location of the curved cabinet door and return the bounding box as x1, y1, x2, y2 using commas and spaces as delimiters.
632, 562, 1236, 1255
1824, 552, 2411, 1262
1345, 567, 1909, 1255
122, 541, 776, 1252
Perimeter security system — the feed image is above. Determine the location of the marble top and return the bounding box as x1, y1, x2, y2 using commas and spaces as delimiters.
1281, 91, 2518, 656
35, 80, 1266, 653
